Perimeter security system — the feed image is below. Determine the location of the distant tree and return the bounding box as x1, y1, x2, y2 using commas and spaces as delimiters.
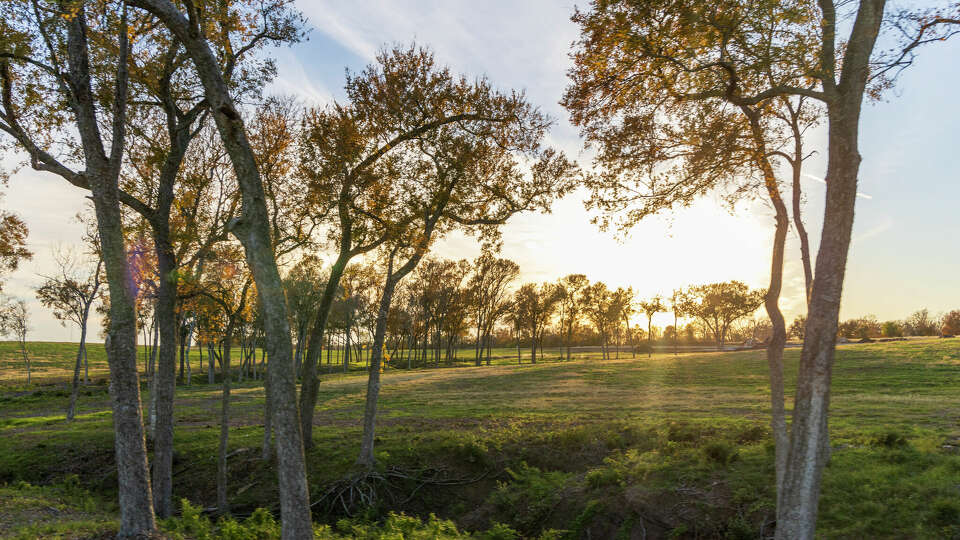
680, 282, 764, 350
556, 274, 589, 361
881, 320, 903, 338
0, 298, 30, 384
467, 253, 519, 366
0, 202, 30, 292
35, 248, 103, 419
639, 296, 665, 358
838, 316, 881, 340
904, 309, 940, 336
941, 310, 960, 336
513, 283, 563, 364
789, 315, 807, 341
581, 282, 613, 359
670, 290, 685, 355
282, 255, 326, 374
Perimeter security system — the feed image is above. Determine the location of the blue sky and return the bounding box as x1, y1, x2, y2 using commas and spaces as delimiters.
5, 1, 959, 340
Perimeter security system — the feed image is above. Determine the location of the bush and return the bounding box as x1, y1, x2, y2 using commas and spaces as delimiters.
873, 432, 908, 449
488, 463, 571, 535
702, 442, 739, 466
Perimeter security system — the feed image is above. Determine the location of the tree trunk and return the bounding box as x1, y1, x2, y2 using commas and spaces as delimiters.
776, 3, 885, 537
791, 135, 814, 304
262, 365, 273, 461
217, 326, 233, 514
91, 171, 158, 535
83, 344, 89, 384
67, 321, 88, 421
208, 342, 215, 384
357, 272, 400, 469
151, 237, 178, 518
147, 314, 158, 439
742, 105, 791, 505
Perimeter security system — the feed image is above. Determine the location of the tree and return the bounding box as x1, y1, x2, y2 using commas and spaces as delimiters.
126, 2, 314, 534
881, 320, 903, 338
680, 282, 764, 350
191, 245, 254, 515
0, 298, 29, 383
639, 296, 665, 358
0, 3, 158, 531
562, 0, 816, 509
513, 283, 563, 364
295, 45, 569, 448
581, 282, 614, 359
941, 310, 960, 336
0, 198, 30, 292
351, 53, 576, 467
904, 308, 940, 336
282, 255, 325, 375
556, 274, 589, 362
35, 247, 103, 420
468, 253, 520, 366
790, 315, 807, 341
838, 315, 881, 339
670, 290, 685, 355
562, 1, 960, 532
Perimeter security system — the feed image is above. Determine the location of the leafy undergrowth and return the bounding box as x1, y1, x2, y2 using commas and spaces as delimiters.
2, 339, 960, 538
162, 498, 557, 539
0, 477, 117, 539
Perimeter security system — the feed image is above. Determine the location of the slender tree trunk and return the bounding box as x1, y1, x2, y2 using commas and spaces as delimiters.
67, 319, 89, 421
357, 271, 400, 469
776, 3, 885, 536
743, 104, 791, 505
208, 342, 215, 384
83, 344, 89, 384
791, 144, 814, 304
217, 326, 233, 514
299, 255, 348, 450
151, 238, 178, 518
147, 315, 158, 439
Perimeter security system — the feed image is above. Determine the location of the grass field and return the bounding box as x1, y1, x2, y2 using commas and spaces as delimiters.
1, 338, 959, 538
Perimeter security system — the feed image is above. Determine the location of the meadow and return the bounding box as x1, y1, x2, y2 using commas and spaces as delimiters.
1, 338, 959, 538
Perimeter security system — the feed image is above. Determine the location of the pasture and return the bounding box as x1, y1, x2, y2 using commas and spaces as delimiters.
1, 338, 959, 538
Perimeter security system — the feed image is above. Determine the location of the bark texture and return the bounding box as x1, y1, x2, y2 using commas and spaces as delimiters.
775, 2, 885, 537
151, 233, 178, 518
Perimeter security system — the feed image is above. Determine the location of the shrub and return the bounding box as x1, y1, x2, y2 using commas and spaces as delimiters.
873, 432, 908, 449
488, 463, 571, 534
702, 442, 739, 466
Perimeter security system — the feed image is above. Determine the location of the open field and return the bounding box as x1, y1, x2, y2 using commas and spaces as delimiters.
1, 338, 959, 537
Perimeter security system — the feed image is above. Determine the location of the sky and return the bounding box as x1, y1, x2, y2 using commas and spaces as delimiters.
4, 1, 959, 341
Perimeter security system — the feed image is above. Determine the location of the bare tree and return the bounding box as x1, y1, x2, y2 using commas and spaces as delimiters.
35, 247, 103, 419
0, 297, 29, 384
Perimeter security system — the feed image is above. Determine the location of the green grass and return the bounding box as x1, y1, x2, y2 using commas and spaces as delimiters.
1, 338, 959, 538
